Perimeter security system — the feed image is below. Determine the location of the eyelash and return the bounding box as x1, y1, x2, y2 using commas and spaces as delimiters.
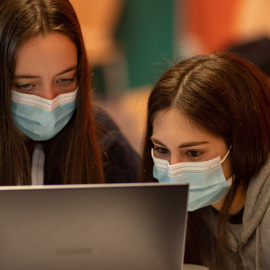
153, 146, 170, 154
14, 77, 75, 90
153, 146, 203, 158
15, 83, 34, 90
187, 150, 202, 158
57, 78, 75, 85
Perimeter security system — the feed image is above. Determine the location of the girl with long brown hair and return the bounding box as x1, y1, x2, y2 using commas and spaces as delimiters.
140, 52, 270, 269
0, 0, 139, 185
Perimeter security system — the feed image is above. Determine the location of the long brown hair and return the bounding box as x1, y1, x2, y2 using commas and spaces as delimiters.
0, 0, 104, 184
140, 52, 270, 255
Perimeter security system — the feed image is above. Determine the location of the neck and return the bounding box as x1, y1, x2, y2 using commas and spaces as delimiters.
212, 182, 246, 214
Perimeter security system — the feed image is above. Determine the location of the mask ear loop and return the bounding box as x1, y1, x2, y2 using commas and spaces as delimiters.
220, 145, 232, 164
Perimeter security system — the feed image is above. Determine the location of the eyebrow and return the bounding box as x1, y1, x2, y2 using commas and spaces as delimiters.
150, 137, 209, 148
14, 65, 77, 79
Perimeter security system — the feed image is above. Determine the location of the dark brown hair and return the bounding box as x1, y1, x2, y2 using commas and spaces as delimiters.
140, 52, 270, 257
0, 0, 104, 184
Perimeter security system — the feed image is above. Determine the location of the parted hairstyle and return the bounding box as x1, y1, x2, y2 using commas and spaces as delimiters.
0, 0, 105, 184
140, 52, 270, 253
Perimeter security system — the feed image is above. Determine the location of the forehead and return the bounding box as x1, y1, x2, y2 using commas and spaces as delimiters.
153, 109, 197, 135
152, 109, 221, 144
15, 32, 77, 75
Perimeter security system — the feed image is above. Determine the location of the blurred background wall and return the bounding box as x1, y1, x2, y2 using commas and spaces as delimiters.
178, 0, 242, 55
70, 0, 270, 152
71, 0, 176, 98
115, 0, 175, 90
179, 0, 270, 56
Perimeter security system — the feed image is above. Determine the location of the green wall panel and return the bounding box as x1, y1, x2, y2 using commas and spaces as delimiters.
116, 0, 175, 89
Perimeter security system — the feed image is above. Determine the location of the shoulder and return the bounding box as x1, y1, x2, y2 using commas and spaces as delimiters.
92, 105, 140, 183
92, 105, 121, 147
242, 155, 270, 240
244, 155, 270, 219
92, 105, 119, 130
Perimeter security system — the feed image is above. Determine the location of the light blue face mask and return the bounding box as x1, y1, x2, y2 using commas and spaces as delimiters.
152, 147, 232, 212
11, 89, 78, 141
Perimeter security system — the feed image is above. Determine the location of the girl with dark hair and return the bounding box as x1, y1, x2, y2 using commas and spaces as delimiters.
140, 52, 270, 269
0, 0, 139, 185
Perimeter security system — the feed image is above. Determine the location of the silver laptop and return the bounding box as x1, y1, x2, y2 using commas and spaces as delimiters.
0, 183, 188, 270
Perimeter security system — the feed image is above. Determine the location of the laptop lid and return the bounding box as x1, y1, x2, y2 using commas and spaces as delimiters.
0, 183, 188, 270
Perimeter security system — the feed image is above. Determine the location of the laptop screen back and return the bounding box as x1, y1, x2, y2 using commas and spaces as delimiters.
0, 183, 188, 270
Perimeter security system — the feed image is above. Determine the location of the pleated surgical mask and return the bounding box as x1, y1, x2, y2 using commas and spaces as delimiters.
152, 146, 232, 211
11, 89, 78, 141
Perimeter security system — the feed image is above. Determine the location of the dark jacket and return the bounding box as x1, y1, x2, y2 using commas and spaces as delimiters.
93, 106, 139, 183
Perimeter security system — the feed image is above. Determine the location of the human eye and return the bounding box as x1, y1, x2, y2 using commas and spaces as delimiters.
186, 150, 202, 159
14, 83, 34, 92
56, 75, 77, 92
153, 146, 170, 155
57, 78, 75, 85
